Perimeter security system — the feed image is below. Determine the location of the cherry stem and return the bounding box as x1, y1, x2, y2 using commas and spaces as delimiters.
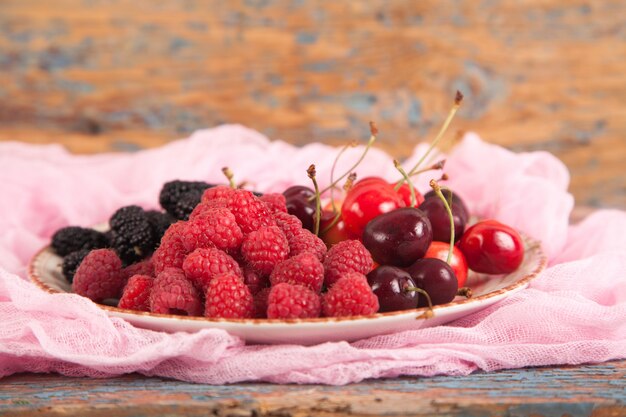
406, 286, 435, 319
408, 159, 446, 178
307, 164, 321, 236
395, 91, 463, 190
311, 121, 378, 201
393, 159, 417, 207
429, 179, 455, 264
457, 287, 473, 298
222, 167, 236, 188
329, 141, 357, 213
320, 211, 342, 235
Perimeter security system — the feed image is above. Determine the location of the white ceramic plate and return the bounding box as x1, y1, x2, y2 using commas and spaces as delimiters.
28, 236, 545, 345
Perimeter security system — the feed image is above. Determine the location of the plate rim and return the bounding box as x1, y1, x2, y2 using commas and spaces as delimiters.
27, 234, 547, 326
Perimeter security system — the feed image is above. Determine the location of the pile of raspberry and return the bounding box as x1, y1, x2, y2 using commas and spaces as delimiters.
69, 184, 380, 319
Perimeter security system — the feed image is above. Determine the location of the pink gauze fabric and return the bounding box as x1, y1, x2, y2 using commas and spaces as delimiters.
1, 124, 625, 385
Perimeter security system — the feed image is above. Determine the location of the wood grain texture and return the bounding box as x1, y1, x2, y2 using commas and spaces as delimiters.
1, 362, 624, 417
0, 0, 624, 208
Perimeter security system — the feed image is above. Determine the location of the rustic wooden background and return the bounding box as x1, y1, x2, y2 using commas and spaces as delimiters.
0, 0, 624, 209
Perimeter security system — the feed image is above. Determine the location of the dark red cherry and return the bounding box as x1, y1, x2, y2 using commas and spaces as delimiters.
418, 197, 466, 243
424, 241, 468, 287
341, 181, 405, 239
406, 258, 458, 306
283, 185, 316, 231
362, 207, 432, 267
423, 189, 469, 222
458, 220, 524, 274
367, 266, 419, 312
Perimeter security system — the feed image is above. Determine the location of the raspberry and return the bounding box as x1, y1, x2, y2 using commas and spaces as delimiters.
205, 272, 254, 319
109, 205, 155, 265
150, 268, 203, 316
181, 207, 243, 252
118, 275, 153, 311
153, 221, 189, 275
189, 200, 228, 220
72, 249, 126, 302
322, 272, 379, 317
270, 252, 324, 293
201, 185, 235, 204
259, 193, 288, 213
267, 283, 321, 319
159, 180, 212, 220
241, 225, 289, 276
243, 266, 267, 295
145, 210, 174, 247
123, 258, 154, 279
226, 189, 275, 234
62, 249, 91, 283
288, 228, 327, 262
273, 211, 303, 241
182, 247, 242, 293
323, 239, 373, 287
253, 287, 271, 318
51, 226, 109, 257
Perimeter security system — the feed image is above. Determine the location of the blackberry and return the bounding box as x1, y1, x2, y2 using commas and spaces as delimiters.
61, 249, 91, 283
159, 180, 212, 220
145, 210, 174, 247
110, 205, 155, 265
51, 226, 109, 256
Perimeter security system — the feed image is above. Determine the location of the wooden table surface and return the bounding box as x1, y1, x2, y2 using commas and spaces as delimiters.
1, 362, 624, 416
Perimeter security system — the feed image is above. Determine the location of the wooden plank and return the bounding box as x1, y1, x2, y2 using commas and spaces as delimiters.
0, 0, 624, 209
0, 362, 624, 416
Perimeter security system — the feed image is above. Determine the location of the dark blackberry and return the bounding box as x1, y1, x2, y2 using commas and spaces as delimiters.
51, 226, 109, 256
145, 210, 175, 247
109, 206, 155, 265
159, 180, 212, 220
61, 249, 91, 283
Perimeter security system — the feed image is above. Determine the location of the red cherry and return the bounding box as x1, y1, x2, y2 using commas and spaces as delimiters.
320, 213, 350, 246
458, 220, 524, 274
341, 181, 405, 239
395, 182, 425, 207
353, 177, 389, 190
424, 241, 468, 287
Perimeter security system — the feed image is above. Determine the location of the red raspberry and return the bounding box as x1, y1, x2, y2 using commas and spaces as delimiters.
118, 274, 153, 311
253, 287, 271, 318
267, 283, 321, 319
201, 185, 235, 204
241, 225, 289, 276
243, 266, 267, 295
273, 211, 303, 241
153, 221, 189, 275
259, 193, 287, 213
270, 252, 324, 293
205, 272, 254, 319
181, 207, 243, 252
323, 239, 373, 287
189, 200, 228, 220
150, 268, 203, 316
123, 259, 154, 280
72, 249, 126, 302
322, 272, 379, 317
226, 189, 275, 234
288, 228, 327, 262
182, 247, 242, 293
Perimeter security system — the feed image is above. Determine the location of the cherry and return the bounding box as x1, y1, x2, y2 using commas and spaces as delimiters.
396, 182, 425, 208
424, 241, 468, 287
320, 211, 350, 247
362, 207, 432, 267
283, 185, 317, 231
367, 266, 419, 312
341, 181, 405, 239
458, 220, 524, 274
418, 197, 466, 243
423, 189, 469, 222
406, 258, 458, 306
